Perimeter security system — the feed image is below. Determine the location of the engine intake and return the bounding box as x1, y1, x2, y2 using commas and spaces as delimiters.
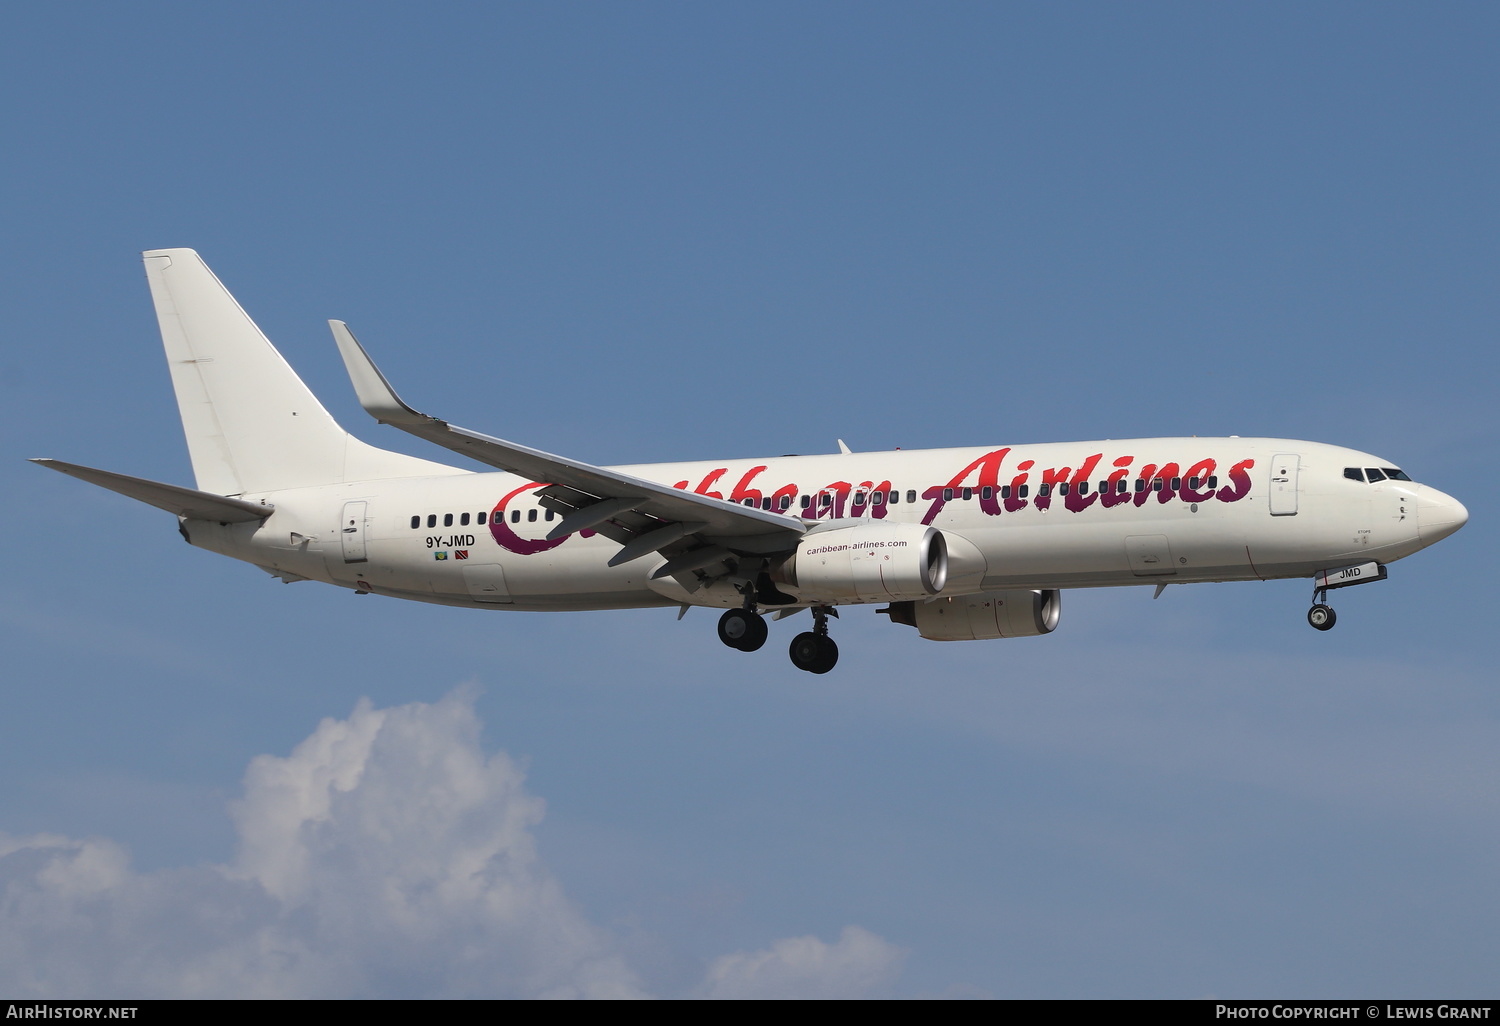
882, 589, 1061, 641
774, 521, 947, 603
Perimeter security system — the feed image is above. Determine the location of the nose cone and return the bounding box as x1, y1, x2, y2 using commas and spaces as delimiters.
1417, 485, 1469, 545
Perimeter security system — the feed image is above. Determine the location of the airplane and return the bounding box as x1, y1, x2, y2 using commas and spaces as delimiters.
33, 249, 1469, 674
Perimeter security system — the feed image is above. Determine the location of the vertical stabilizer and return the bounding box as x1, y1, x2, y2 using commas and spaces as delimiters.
142, 249, 460, 494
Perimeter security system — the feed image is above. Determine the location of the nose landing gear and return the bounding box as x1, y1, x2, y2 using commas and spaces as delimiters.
1308, 564, 1386, 630
1307, 603, 1337, 631
1307, 579, 1339, 631
1305, 561, 1387, 631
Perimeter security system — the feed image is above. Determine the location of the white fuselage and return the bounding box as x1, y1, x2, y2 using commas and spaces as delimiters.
36, 249, 1469, 671
184, 436, 1465, 612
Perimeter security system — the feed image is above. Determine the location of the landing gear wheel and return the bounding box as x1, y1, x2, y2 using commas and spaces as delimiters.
1307, 604, 1336, 631
789, 632, 838, 674
718, 608, 768, 651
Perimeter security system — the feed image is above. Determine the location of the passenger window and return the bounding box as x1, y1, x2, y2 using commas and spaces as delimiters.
1018, 484, 1029, 498
1038, 484, 1051, 498
779, 495, 791, 510
444, 513, 453, 527
478, 512, 487, 525
1345, 468, 1364, 482
1170, 477, 1181, 490
410, 516, 420, 529
943, 488, 954, 501
1134, 480, 1146, 493
1058, 482, 1070, 496
1117, 480, 1128, 494
854, 491, 866, 505
460, 512, 470, 526
800, 495, 811, 509
511, 510, 520, 523
888, 491, 898, 505
1152, 479, 1163, 492
961, 487, 972, 500
872, 491, 884, 505
906, 490, 917, 504
1365, 468, 1386, 482
1001, 485, 1011, 499
527, 509, 537, 523
981, 486, 993, 500
1077, 481, 1089, 495
1189, 477, 1199, 489
1208, 476, 1218, 489
427, 514, 437, 528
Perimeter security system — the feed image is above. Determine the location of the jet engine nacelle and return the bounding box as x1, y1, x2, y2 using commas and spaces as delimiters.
774, 521, 948, 603
881, 589, 1061, 641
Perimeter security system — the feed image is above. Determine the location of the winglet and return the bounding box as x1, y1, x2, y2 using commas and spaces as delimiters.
329, 320, 435, 428
837, 439, 852, 454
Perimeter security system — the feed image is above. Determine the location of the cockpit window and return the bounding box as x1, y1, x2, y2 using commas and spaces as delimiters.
1346, 466, 1413, 484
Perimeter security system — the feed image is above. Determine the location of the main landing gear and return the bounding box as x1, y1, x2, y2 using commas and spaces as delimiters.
789, 606, 839, 674
716, 603, 839, 673
717, 607, 768, 651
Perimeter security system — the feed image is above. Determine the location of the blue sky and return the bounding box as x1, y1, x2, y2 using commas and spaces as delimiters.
2, 2, 1496, 998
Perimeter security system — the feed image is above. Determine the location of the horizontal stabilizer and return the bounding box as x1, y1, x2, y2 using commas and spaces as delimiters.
31, 459, 274, 523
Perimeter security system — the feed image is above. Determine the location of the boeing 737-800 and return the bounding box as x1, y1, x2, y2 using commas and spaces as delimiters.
33, 250, 1469, 673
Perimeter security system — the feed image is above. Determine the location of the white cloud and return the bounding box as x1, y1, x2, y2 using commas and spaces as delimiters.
699, 926, 906, 1000
0, 690, 902, 999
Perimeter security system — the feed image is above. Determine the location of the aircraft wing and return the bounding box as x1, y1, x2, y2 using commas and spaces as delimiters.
330, 322, 805, 577
31, 459, 274, 522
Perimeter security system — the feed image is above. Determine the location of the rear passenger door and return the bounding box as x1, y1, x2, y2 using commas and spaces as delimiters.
340, 500, 369, 563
